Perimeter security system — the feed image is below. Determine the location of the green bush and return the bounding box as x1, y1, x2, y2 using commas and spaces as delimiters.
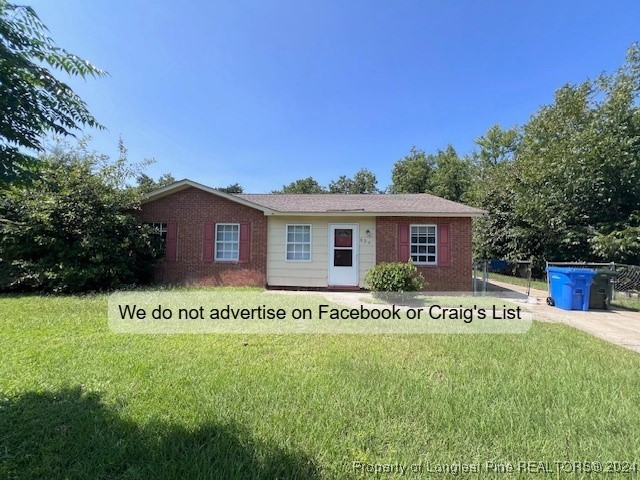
364, 261, 425, 292
0, 143, 164, 293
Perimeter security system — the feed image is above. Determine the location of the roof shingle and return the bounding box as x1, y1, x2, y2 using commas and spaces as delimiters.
142, 179, 486, 216
236, 193, 485, 216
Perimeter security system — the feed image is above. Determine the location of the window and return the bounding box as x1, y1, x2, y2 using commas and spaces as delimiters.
215, 223, 239, 261
286, 225, 311, 261
149, 222, 168, 241
333, 228, 353, 266
410, 225, 437, 264
145, 222, 168, 251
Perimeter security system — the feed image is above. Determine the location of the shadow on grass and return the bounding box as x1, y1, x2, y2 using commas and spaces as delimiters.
369, 292, 428, 307
0, 387, 320, 479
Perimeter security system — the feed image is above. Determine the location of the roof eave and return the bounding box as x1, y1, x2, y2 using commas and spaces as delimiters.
265, 211, 487, 217
142, 182, 488, 217
141, 179, 276, 214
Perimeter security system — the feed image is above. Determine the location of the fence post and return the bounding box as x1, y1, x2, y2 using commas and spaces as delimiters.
611, 262, 616, 300
483, 260, 488, 295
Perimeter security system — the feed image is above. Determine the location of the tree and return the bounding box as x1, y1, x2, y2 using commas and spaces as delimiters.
515, 53, 640, 265
137, 173, 177, 194
389, 146, 471, 200
328, 168, 379, 194
274, 177, 326, 194
471, 44, 640, 267
275, 170, 379, 194
0, 141, 163, 292
0, 2, 105, 187
217, 182, 243, 194
470, 160, 523, 262
590, 216, 640, 265
327, 175, 352, 194
473, 124, 521, 167
351, 168, 379, 194
389, 147, 435, 193
467, 125, 523, 261
430, 145, 471, 202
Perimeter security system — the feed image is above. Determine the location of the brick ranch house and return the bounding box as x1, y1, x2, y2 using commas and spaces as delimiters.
137, 179, 486, 291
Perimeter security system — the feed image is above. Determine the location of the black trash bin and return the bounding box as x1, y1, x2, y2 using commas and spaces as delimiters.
589, 270, 618, 309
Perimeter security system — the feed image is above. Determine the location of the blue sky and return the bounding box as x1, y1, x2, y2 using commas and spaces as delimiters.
26, 0, 640, 192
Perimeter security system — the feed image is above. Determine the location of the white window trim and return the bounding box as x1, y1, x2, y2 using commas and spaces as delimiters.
285, 224, 312, 262
410, 224, 438, 265
215, 223, 240, 262
145, 222, 168, 250
149, 222, 167, 234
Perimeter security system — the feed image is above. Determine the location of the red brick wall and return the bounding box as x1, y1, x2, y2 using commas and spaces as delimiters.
376, 216, 473, 291
136, 187, 267, 286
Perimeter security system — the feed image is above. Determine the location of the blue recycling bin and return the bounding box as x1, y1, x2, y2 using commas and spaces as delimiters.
546, 267, 596, 311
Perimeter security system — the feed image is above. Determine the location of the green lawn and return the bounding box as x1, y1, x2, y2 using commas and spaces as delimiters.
2, 291, 640, 479
487, 272, 549, 291
611, 295, 640, 311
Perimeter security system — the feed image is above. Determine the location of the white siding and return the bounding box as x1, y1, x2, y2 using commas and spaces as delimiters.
267, 216, 376, 288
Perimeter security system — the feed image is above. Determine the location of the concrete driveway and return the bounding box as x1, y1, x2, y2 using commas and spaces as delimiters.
489, 280, 640, 353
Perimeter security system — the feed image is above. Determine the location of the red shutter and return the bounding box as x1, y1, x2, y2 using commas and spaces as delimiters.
239, 222, 250, 263
165, 222, 177, 262
203, 222, 215, 262
397, 224, 410, 262
438, 224, 450, 267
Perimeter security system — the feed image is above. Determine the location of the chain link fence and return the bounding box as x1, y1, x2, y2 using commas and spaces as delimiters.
474, 260, 640, 304
611, 263, 640, 298
473, 260, 532, 296
546, 262, 640, 299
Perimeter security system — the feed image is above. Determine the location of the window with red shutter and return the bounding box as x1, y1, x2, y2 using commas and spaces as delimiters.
214, 223, 240, 261
409, 224, 436, 265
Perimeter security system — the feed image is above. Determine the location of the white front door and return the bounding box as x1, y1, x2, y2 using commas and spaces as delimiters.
328, 224, 359, 287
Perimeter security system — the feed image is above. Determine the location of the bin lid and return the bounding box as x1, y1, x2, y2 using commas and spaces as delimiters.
546, 266, 597, 276
594, 269, 618, 277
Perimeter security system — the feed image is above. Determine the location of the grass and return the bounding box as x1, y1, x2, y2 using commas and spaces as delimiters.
611, 294, 640, 312
487, 272, 548, 291
2, 290, 640, 479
